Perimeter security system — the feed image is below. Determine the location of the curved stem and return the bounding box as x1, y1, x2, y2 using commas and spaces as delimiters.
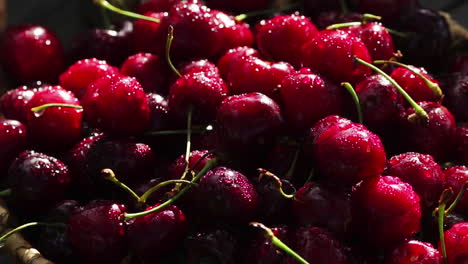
373, 60, 442, 99
445, 181, 468, 215
362, 13, 382, 23
166, 25, 181, 77
250, 222, 309, 264
326, 21, 362, 30
0, 189, 12, 197
124, 158, 217, 221
94, 0, 160, 23
354, 57, 429, 121
31, 103, 83, 113
139, 179, 195, 204
258, 169, 295, 199
234, 2, 301, 21
341, 82, 363, 124
102, 169, 140, 202
0, 222, 65, 243
437, 189, 453, 264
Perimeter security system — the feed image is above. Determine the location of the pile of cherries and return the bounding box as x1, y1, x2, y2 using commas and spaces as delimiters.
1, 0, 468, 263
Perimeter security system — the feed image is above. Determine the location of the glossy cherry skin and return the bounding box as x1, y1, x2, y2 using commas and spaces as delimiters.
444, 166, 468, 214
390, 66, 442, 104
168, 71, 228, 124
384, 152, 444, 209
146, 93, 170, 132
352, 176, 421, 249
280, 69, 344, 131
130, 12, 167, 55
305, 115, 352, 147
8, 151, 71, 216
255, 14, 318, 67
1, 24, 64, 84
454, 126, 468, 165
59, 58, 119, 99
120, 53, 171, 94
168, 150, 215, 180
194, 167, 258, 224
313, 122, 386, 186
0, 120, 29, 174
0, 85, 38, 123
67, 201, 127, 264
347, 22, 395, 61
82, 75, 151, 136
445, 74, 468, 122
440, 223, 468, 264
289, 227, 350, 264
128, 204, 187, 262
293, 182, 352, 237
186, 226, 239, 264
177, 59, 220, 79
217, 46, 260, 79
254, 176, 295, 224
301, 29, 372, 84
26, 86, 83, 151
385, 240, 442, 264
398, 102, 456, 162
243, 226, 289, 264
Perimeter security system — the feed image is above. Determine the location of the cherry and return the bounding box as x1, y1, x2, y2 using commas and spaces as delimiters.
390, 66, 442, 104
313, 121, 386, 186
445, 73, 468, 122
136, 0, 182, 13
59, 58, 120, 98
168, 150, 215, 180
26, 86, 83, 151
450, 54, 468, 75
243, 225, 289, 264
440, 222, 468, 264
293, 182, 352, 237
314, 11, 363, 30
194, 167, 258, 224
8, 151, 71, 216
305, 115, 352, 147
1, 24, 64, 84
351, 0, 420, 25
133, 177, 171, 206
385, 240, 443, 264
0, 85, 38, 123
255, 13, 318, 67
67, 200, 127, 264
454, 125, 468, 165
82, 75, 151, 136
347, 22, 395, 61
204, 0, 273, 13
211, 10, 254, 56
398, 102, 456, 162
303, 0, 344, 18
130, 11, 167, 55
217, 46, 260, 79
146, 93, 170, 132
120, 52, 171, 94
178, 59, 220, 79
444, 166, 468, 215
384, 152, 445, 209
352, 175, 421, 249
128, 204, 187, 262
280, 69, 344, 131
301, 29, 372, 84
0, 120, 29, 174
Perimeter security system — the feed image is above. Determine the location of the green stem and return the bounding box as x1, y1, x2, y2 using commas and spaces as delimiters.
181, 106, 193, 181
102, 169, 140, 203
0, 222, 65, 243
166, 25, 181, 77
437, 189, 453, 264
0, 189, 12, 197
326, 21, 362, 30
258, 169, 295, 199
386, 28, 411, 38
373, 60, 442, 99
31, 103, 83, 113
145, 128, 206, 136
94, 0, 160, 23
362, 13, 382, 22
124, 158, 217, 221
100, 7, 112, 28
234, 2, 301, 21
445, 181, 468, 215
354, 57, 429, 121
139, 180, 195, 204
341, 82, 363, 124
250, 222, 309, 264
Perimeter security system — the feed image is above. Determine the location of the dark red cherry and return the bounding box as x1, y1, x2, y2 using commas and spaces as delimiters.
440, 223, 468, 264
8, 151, 71, 216
351, 0, 420, 25
128, 204, 187, 262
120, 52, 171, 94
444, 166, 468, 214
305, 115, 352, 147
204, 0, 273, 13
243, 225, 289, 264
454, 125, 468, 165
26, 86, 83, 151
314, 11, 363, 30
136, 0, 181, 13
398, 102, 456, 162
59, 58, 119, 98
168, 71, 228, 124
0, 120, 29, 174
255, 13, 318, 67
67, 201, 127, 264
445, 73, 468, 122
146, 93, 170, 132
130, 12, 167, 55
254, 175, 295, 224
390, 66, 442, 103
293, 182, 352, 237
168, 150, 215, 180
0, 85, 38, 123
211, 10, 254, 56
352, 176, 421, 249
314, 121, 386, 186
133, 177, 171, 206
82, 75, 151, 136
385, 240, 443, 264
194, 167, 258, 224
384, 152, 444, 209
451, 54, 468, 74
347, 22, 395, 61
301, 29, 372, 84
1, 24, 64, 84
217, 46, 260, 79
280, 69, 344, 131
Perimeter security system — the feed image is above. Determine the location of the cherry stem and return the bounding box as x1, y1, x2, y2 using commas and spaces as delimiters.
249, 222, 309, 264
100, 6, 112, 28
437, 189, 453, 264
94, 0, 160, 23
124, 158, 218, 221
181, 106, 193, 181
362, 13, 382, 22
326, 21, 361, 30
145, 126, 209, 136
139, 179, 195, 204
0, 222, 66, 244
445, 181, 468, 215
102, 169, 140, 202
0, 189, 12, 197
373, 60, 443, 99
166, 25, 181, 77
234, 2, 301, 21
354, 57, 429, 121
258, 168, 295, 199
284, 147, 300, 181
341, 82, 363, 124
30, 103, 83, 113
386, 28, 411, 38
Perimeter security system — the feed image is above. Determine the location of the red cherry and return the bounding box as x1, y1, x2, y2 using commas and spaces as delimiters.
130, 12, 167, 55
347, 22, 395, 61
444, 166, 468, 214
0, 85, 38, 123
0, 120, 29, 174
385, 240, 443, 264
217, 46, 260, 79
168, 150, 215, 180
454, 125, 468, 165
440, 223, 468, 264
390, 66, 442, 103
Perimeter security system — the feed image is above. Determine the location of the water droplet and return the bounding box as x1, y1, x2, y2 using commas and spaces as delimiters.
33, 109, 45, 118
